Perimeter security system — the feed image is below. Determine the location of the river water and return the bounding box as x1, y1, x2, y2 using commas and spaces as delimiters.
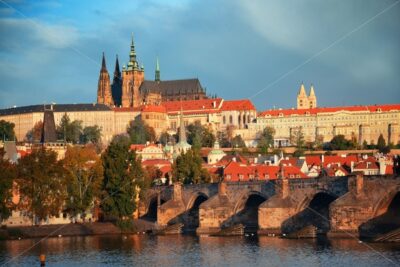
0, 234, 400, 266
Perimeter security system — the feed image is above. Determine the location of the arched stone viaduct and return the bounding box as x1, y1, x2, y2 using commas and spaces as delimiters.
139, 174, 400, 238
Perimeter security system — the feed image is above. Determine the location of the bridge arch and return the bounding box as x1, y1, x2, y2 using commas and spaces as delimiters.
295, 190, 337, 213
141, 193, 167, 221
186, 192, 209, 211
373, 186, 400, 217
233, 191, 268, 214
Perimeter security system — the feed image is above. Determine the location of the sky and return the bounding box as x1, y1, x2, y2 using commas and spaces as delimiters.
0, 0, 399, 111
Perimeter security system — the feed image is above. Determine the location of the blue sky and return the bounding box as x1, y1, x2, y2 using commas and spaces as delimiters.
0, 0, 399, 110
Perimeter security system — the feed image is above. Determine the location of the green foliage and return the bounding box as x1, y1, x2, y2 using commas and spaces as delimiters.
377, 134, 390, 154
258, 127, 275, 154
231, 135, 246, 148
127, 117, 156, 144
63, 146, 103, 217
80, 125, 102, 144
217, 131, 231, 148
293, 149, 305, 157
0, 149, 16, 221
56, 114, 83, 144
172, 149, 210, 184
0, 120, 15, 141
116, 218, 137, 232
325, 135, 356, 150
17, 148, 67, 221
314, 135, 324, 150
186, 123, 215, 149
101, 136, 144, 219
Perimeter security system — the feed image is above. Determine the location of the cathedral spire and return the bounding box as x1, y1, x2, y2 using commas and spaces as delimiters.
101, 52, 107, 72
155, 57, 160, 82
128, 33, 137, 69
309, 84, 315, 97
298, 82, 306, 96
114, 54, 121, 78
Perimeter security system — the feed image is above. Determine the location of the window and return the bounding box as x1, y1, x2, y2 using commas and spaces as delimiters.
264, 174, 269, 179
239, 174, 244, 181
229, 115, 233, 124
226, 174, 231, 180
223, 116, 226, 124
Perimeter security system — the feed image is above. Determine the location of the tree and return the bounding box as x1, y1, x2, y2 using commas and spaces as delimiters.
26, 121, 43, 143
232, 135, 246, 148
56, 114, 83, 143
186, 123, 215, 149
172, 149, 210, 184
313, 134, 324, 150
80, 125, 102, 144
0, 120, 15, 141
258, 127, 275, 154
17, 148, 67, 222
290, 127, 305, 149
127, 117, 156, 144
63, 146, 103, 218
377, 134, 390, 154
327, 135, 356, 150
217, 131, 231, 148
101, 136, 144, 220
0, 149, 16, 221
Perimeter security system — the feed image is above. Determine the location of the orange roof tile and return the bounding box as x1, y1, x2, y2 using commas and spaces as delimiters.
221, 99, 256, 111
259, 104, 400, 117
163, 98, 223, 113
141, 105, 167, 113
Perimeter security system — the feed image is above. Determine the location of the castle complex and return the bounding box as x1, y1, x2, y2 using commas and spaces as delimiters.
0, 35, 399, 147
97, 35, 207, 108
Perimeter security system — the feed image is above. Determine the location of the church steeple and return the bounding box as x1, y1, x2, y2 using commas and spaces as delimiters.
101, 52, 107, 72
128, 33, 138, 70
113, 55, 121, 79
97, 52, 112, 106
155, 57, 160, 82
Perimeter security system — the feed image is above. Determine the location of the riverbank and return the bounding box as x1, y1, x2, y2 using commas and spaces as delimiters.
0, 220, 157, 240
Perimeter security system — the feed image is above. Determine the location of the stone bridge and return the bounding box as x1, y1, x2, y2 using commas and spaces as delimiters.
139, 174, 400, 238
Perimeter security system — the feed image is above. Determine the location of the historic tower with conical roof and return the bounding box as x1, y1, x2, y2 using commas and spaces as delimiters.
155, 57, 160, 82
308, 84, 317, 109
121, 34, 145, 108
111, 55, 122, 106
97, 52, 113, 105
297, 83, 308, 109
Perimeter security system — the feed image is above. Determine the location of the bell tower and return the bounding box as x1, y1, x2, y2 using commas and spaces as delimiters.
97, 52, 113, 106
121, 34, 145, 108
308, 84, 317, 109
297, 83, 308, 109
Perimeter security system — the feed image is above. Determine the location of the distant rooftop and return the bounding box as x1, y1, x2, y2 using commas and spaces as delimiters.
0, 103, 112, 116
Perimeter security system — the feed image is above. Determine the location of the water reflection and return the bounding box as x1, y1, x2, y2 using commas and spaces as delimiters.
0, 235, 400, 266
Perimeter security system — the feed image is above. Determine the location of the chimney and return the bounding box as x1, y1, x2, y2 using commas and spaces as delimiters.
219, 181, 227, 196
355, 172, 364, 196
281, 178, 289, 199
173, 182, 183, 201
350, 161, 354, 173
321, 154, 325, 163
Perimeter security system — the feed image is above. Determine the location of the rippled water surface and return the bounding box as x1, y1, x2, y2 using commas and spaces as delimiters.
1, 235, 400, 266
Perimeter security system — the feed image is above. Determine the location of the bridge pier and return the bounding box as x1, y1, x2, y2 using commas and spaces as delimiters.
329, 173, 400, 239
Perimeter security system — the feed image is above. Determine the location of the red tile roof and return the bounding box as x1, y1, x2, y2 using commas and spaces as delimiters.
305, 155, 322, 168
324, 165, 349, 176
259, 104, 400, 117
353, 159, 379, 170
323, 155, 358, 168
141, 105, 167, 113
282, 166, 308, 179
221, 99, 256, 111
113, 107, 142, 112
130, 144, 146, 151
163, 98, 223, 113
142, 159, 171, 166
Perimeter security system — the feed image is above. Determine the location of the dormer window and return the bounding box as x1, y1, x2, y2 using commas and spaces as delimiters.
279, 113, 283, 117
226, 174, 231, 180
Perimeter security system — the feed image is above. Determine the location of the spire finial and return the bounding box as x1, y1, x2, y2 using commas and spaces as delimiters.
101, 52, 107, 71
155, 57, 160, 82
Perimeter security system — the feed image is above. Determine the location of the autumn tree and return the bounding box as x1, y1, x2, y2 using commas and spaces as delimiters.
0, 149, 16, 221
258, 126, 275, 154
101, 135, 145, 220
17, 148, 67, 222
0, 120, 15, 141
26, 121, 43, 143
127, 117, 156, 144
377, 134, 390, 154
63, 146, 103, 218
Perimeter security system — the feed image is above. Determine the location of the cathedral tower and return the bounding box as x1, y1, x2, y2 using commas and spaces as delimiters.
111, 55, 122, 107
121, 34, 145, 108
297, 83, 308, 109
308, 84, 317, 109
97, 53, 113, 106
